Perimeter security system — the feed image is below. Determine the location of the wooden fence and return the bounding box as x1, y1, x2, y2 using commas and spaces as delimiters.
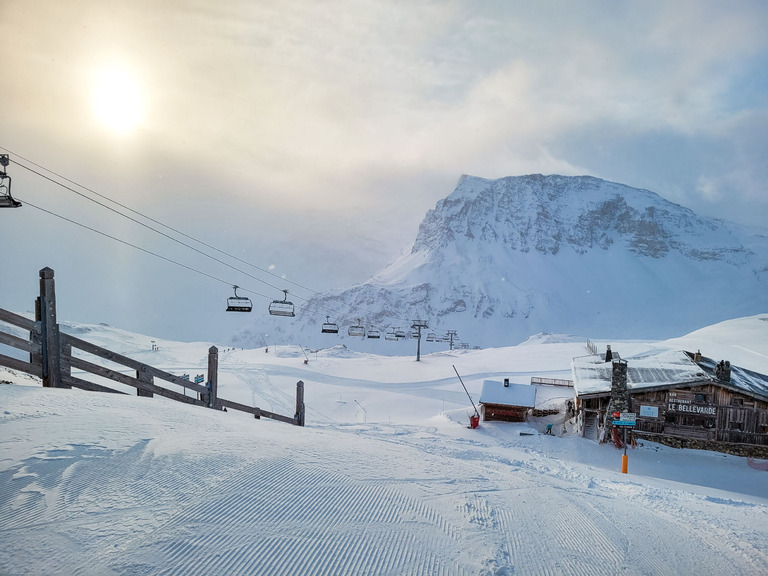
0, 267, 305, 426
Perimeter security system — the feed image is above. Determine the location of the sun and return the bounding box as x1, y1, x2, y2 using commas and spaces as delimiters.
92, 68, 144, 134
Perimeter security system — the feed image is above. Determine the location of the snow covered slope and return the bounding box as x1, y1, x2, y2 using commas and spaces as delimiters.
2, 316, 768, 575
241, 175, 768, 351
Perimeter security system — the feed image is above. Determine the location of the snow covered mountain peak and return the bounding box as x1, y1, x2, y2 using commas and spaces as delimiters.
413, 174, 736, 259
237, 174, 768, 350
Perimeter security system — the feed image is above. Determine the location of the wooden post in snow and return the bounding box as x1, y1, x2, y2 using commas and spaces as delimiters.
39, 267, 61, 388
207, 346, 218, 408
136, 365, 154, 397
295, 380, 305, 426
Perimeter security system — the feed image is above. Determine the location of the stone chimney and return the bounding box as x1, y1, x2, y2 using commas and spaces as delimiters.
604, 359, 630, 432
716, 360, 731, 382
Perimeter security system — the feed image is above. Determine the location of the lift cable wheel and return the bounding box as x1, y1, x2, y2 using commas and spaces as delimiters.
0, 155, 22, 208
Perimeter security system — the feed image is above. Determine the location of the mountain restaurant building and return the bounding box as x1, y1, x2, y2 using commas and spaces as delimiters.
572, 349, 768, 458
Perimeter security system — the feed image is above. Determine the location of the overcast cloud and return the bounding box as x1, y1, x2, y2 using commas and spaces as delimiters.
1, 1, 767, 342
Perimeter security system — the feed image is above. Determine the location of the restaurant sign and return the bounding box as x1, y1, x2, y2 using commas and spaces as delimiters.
667, 390, 717, 416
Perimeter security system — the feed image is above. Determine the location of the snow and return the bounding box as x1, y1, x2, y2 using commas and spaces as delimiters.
572, 349, 708, 396
3, 315, 768, 575
479, 380, 537, 407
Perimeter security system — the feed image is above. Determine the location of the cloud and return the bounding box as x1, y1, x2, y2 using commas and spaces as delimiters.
2, 0, 768, 342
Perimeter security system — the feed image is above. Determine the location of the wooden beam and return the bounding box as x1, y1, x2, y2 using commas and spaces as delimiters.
39, 267, 61, 388
62, 333, 208, 395
0, 352, 43, 377
0, 308, 39, 332
0, 331, 41, 355
218, 398, 298, 424
207, 346, 218, 408
68, 355, 207, 406
62, 374, 127, 394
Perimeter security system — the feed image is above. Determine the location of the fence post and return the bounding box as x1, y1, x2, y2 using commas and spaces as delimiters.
39, 267, 61, 388
136, 365, 154, 397
295, 380, 305, 426
207, 346, 218, 408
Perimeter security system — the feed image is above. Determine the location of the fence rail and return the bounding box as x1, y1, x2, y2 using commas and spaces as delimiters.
530, 376, 574, 387
0, 267, 305, 426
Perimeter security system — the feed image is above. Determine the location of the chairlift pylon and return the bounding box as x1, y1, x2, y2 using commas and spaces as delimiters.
0, 155, 21, 208
269, 289, 295, 317
321, 316, 339, 334
226, 285, 252, 312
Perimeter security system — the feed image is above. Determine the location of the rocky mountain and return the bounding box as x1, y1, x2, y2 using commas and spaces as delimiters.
235, 174, 768, 351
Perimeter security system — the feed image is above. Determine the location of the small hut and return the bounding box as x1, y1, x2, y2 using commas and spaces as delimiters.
479, 379, 537, 422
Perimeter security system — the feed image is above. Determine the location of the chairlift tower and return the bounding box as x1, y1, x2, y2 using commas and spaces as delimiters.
446, 330, 458, 351
411, 319, 428, 361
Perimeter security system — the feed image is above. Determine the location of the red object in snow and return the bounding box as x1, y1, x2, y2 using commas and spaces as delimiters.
470, 414, 480, 429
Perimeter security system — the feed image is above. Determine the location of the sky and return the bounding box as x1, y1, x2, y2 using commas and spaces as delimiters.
1, 0, 767, 343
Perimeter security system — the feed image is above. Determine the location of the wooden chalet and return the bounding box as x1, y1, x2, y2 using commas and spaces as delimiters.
479, 379, 537, 422
572, 349, 768, 456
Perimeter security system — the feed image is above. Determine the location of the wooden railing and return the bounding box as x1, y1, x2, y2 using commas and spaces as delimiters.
0, 267, 305, 426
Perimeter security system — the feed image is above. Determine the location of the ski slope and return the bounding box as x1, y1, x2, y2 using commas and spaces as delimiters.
2, 316, 768, 575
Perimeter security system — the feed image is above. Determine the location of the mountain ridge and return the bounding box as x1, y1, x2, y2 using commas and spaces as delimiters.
234, 174, 768, 350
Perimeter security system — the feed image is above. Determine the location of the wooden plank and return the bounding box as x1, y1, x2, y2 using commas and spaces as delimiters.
0, 331, 41, 355
218, 398, 297, 424
0, 308, 38, 332
68, 355, 207, 407
62, 374, 127, 394
0, 352, 43, 377
62, 333, 207, 395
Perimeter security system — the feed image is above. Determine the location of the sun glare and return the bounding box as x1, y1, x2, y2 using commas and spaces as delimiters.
92, 68, 144, 134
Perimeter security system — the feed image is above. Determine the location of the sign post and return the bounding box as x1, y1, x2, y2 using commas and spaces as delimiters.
612, 412, 636, 474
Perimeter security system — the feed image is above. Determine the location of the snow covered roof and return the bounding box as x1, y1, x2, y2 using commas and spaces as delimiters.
572, 349, 768, 402
479, 380, 536, 407
693, 354, 768, 402
572, 350, 709, 397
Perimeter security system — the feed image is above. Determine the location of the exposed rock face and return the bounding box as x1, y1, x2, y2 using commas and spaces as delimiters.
236, 174, 768, 350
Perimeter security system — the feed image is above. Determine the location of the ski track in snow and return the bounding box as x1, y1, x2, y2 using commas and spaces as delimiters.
4, 415, 768, 576
4, 313, 768, 575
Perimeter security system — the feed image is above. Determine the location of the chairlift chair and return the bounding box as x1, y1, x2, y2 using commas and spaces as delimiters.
348, 319, 366, 337
0, 155, 21, 208
394, 328, 406, 339
367, 328, 380, 339
426, 332, 436, 342
321, 316, 339, 334
385, 328, 398, 341
268, 289, 295, 317
226, 285, 252, 312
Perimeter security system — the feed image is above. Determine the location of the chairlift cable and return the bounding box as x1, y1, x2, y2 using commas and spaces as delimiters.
11, 160, 294, 297
3, 148, 431, 329
0, 147, 321, 290
20, 199, 274, 302
4, 150, 355, 319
